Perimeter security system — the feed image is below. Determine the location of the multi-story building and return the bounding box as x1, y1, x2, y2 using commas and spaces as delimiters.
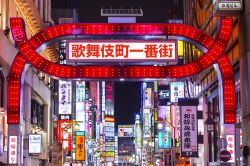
183, 0, 244, 165
0, 0, 56, 165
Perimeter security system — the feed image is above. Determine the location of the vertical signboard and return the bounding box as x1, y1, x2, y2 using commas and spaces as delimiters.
58, 116, 72, 152
28, 134, 42, 153
8, 136, 17, 164
105, 81, 114, 116
59, 81, 72, 114
144, 88, 153, 108
180, 106, 198, 157
226, 135, 235, 163
59, 40, 67, 65
104, 116, 115, 160
76, 131, 85, 161
143, 109, 151, 138
76, 81, 85, 131
172, 105, 181, 147
170, 82, 184, 103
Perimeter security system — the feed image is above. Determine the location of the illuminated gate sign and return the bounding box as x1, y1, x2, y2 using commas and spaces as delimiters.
8, 18, 235, 126
67, 41, 177, 62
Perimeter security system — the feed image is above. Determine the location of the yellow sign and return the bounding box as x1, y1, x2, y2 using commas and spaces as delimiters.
103, 151, 115, 157
76, 135, 85, 161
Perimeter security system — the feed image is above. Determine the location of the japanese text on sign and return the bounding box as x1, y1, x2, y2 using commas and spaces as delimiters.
76, 135, 85, 161
67, 41, 176, 61
58, 81, 72, 114
226, 135, 235, 163
218, 0, 242, 9
181, 106, 198, 157
8, 136, 17, 164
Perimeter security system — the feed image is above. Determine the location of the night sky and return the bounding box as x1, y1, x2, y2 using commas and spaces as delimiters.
52, 0, 183, 125
114, 82, 141, 126
52, 0, 183, 23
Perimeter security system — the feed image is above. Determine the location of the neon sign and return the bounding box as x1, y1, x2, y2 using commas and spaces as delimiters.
67, 41, 176, 62
8, 18, 236, 125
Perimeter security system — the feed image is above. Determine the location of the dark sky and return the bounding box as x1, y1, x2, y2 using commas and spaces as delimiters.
52, 0, 183, 23
114, 82, 141, 126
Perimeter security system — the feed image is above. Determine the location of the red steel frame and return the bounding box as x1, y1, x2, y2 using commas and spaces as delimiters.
8, 18, 235, 124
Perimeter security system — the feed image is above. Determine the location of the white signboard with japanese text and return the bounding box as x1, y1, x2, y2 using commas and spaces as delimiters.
59, 81, 72, 114
170, 82, 184, 102
226, 135, 235, 163
218, 0, 242, 10
76, 81, 85, 131
67, 41, 177, 62
8, 136, 17, 164
29, 134, 42, 153
181, 106, 198, 157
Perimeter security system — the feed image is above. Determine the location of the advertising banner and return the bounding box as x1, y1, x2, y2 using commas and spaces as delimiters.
59, 81, 72, 114
180, 106, 198, 157
29, 134, 42, 153
118, 125, 134, 137
8, 136, 17, 164
170, 82, 184, 103
158, 129, 172, 149
75, 132, 85, 161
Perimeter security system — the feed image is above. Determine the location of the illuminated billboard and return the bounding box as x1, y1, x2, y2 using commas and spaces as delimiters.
67, 40, 177, 62
118, 125, 134, 137
58, 81, 72, 114
158, 129, 171, 149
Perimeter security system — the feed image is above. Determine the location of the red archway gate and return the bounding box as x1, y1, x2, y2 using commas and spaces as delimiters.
8, 18, 235, 124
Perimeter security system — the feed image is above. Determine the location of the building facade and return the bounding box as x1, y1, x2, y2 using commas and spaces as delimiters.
0, 0, 55, 165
